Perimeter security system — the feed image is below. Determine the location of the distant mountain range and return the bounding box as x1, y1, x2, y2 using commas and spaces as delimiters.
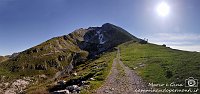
0, 56, 8, 63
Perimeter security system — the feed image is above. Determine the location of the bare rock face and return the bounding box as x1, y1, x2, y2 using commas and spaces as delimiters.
1, 77, 33, 94
78, 23, 139, 58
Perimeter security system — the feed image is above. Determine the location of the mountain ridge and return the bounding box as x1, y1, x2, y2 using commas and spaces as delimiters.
0, 23, 139, 77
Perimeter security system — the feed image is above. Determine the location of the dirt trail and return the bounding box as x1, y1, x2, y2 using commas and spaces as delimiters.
96, 48, 152, 94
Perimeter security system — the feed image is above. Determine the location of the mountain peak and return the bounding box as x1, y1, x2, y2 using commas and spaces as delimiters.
102, 23, 113, 26
0, 23, 139, 76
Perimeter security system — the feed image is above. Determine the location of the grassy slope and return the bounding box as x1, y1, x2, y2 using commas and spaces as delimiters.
0, 32, 88, 78
26, 49, 116, 94
79, 50, 116, 94
119, 41, 200, 89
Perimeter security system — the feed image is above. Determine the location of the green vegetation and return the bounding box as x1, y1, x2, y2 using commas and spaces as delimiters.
25, 49, 116, 94
119, 41, 200, 89
78, 50, 116, 94
0, 23, 137, 78
0, 31, 88, 78
0, 23, 139, 93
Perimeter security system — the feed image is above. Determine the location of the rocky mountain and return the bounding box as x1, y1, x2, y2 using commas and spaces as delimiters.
6, 52, 20, 59
0, 23, 139, 77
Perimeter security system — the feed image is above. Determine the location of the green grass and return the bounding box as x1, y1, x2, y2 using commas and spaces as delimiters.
24, 49, 117, 94
0, 32, 89, 78
119, 41, 200, 92
78, 50, 116, 94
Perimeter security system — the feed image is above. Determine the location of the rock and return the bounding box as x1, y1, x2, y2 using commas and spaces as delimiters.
133, 67, 138, 70
109, 88, 114, 91
162, 44, 166, 47
81, 81, 86, 84
72, 72, 77, 76
80, 81, 87, 85
80, 81, 90, 86
12, 79, 29, 88
83, 85, 90, 89
0, 75, 6, 81
66, 85, 80, 92
53, 89, 69, 94
58, 55, 66, 61
46, 59, 59, 68
139, 64, 145, 67
72, 85, 78, 89
8, 53, 20, 58
32, 48, 38, 53
90, 78, 95, 81
0, 88, 3, 93
66, 85, 73, 91
57, 80, 66, 85
74, 86, 81, 92
3, 79, 30, 94
72, 90, 77, 93
139, 39, 147, 44
35, 64, 47, 70
4, 82, 10, 87
38, 74, 47, 79
94, 66, 100, 69
5, 89, 16, 94
104, 90, 110, 93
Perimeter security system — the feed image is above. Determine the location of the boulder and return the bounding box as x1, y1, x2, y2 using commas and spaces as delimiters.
66, 85, 80, 92
162, 44, 166, 47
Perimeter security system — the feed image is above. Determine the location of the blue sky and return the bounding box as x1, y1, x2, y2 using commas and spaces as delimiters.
0, 0, 200, 55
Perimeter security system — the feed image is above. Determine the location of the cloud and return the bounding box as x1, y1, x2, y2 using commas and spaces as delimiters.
155, 33, 200, 41
144, 32, 200, 52
170, 45, 200, 52
151, 41, 194, 46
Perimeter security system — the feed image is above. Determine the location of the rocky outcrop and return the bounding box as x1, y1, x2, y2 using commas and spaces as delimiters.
78, 23, 139, 58
0, 77, 33, 94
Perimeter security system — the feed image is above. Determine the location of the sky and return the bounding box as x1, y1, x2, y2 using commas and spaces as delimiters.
0, 0, 200, 55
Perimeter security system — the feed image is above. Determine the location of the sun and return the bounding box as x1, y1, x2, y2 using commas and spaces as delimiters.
156, 2, 170, 17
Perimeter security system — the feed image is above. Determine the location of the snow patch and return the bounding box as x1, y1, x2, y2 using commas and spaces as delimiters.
96, 30, 106, 44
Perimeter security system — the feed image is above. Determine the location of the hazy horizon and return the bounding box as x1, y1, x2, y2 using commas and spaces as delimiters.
1, 0, 200, 55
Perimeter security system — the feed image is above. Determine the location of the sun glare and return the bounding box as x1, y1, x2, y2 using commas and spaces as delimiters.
156, 2, 170, 17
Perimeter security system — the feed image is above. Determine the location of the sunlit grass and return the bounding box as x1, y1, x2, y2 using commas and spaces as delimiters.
119, 41, 200, 89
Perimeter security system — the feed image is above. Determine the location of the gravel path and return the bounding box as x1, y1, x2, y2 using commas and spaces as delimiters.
95, 48, 153, 94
